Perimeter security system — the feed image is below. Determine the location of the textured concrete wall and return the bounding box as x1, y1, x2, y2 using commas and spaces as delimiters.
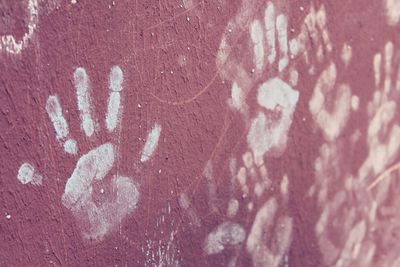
1, 0, 400, 266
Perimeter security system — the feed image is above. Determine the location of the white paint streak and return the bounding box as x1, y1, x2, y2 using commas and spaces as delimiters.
341, 43, 352, 67
204, 221, 246, 255
0, 0, 38, 54
17, 163, 42, 185
250, 20, 265, 70
46, 95, 70, 140
140, 123, 162, 162
74, 67, 95, 137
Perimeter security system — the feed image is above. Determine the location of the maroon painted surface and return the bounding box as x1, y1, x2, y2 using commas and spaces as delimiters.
1, 0, 399, 266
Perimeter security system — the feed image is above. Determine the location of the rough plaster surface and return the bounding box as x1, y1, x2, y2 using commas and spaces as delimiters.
1, 0, 400, 266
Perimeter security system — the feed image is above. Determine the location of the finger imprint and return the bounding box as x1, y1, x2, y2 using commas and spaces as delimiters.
46, 95, 70, 140
264, 2, 276, 64
46, 96, 78, 154
17, 163, 43, 185
74, 67, 95, 137
277, 14, 289, 71
250, 19, 265, 71
140, 123, 162, 162
106, 66, 124, 132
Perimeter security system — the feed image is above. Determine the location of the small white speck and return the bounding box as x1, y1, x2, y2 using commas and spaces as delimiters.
138, 103, 142, 108
170, 70, 174, 74
251, 68, 255, 73
300, 6, 304, 11
186, 17, 190, 22
158, 169, 162, 174
100, 188, 105, 194
6, 214, 11, 219
151, 32, 155, 36
290, 28, 295, 33
302, 117, 306, 121
71, 0, 77, 4
228, 28, 232, 33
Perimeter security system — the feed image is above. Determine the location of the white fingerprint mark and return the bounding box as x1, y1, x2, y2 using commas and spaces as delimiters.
0, 0, 38, 54
140, 123, 162, 162
74, 67, 95, 137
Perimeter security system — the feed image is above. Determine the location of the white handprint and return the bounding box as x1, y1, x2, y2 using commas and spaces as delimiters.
17, 66, 162, 241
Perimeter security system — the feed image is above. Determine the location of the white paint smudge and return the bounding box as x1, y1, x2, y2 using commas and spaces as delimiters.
140, 123, 162, 163
247, 198, 277, 255
341, 43, 352, 67
226, 198, 239, 218
17, 163, 43, 185
203, 160, 218, 212
0, 0, 38, 54
280, 174, 289, 195
250, 20, 265, 71
178, 193, 201, 227
74, 67, 95, 137
204, 221, 246, 255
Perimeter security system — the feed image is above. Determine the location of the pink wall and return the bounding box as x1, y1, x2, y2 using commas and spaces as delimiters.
1, 0, 400, 266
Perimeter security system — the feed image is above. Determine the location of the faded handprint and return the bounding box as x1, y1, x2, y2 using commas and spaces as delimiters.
310, 35, 400, 266
17, 66, 162, 241
200, 1, 300, 266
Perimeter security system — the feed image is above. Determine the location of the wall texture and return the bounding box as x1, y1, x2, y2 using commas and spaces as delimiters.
1, 0, 400, 266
